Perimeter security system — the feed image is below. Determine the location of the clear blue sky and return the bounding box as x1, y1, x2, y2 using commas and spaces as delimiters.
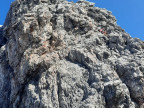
0, 0, 144, 40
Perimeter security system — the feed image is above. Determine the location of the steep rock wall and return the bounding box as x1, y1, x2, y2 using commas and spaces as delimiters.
0, 0, 144, 108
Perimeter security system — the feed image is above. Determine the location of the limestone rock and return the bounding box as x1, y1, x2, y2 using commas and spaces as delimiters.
0, 0, 144, 108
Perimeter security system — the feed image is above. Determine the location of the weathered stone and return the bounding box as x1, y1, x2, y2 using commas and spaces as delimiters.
0, 0, 144, 108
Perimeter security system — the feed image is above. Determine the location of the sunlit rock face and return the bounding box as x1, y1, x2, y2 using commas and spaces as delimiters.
0, 0, 144, 107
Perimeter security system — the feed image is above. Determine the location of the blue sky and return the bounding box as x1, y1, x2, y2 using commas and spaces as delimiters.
0, 0, 144, 40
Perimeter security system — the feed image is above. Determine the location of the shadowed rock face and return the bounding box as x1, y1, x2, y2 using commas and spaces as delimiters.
0, 0, 144, 107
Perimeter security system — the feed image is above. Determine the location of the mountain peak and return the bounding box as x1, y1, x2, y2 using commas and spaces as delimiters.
0, 0, 144, 107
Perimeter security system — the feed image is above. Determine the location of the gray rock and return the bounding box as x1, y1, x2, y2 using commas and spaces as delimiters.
0, 0, 144, 107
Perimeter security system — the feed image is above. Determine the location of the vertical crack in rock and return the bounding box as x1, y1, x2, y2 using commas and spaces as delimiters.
57, 72, 61, 108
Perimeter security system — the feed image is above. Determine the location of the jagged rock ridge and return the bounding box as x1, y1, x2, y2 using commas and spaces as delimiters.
0, 0, 144, 107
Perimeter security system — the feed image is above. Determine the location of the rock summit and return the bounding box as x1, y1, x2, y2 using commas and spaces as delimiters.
0, 0, 144, 108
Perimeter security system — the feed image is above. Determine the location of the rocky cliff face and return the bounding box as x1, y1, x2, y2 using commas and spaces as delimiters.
0, 0, 144, 107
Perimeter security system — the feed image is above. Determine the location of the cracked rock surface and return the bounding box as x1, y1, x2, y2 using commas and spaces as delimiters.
0, 0, 144, 107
